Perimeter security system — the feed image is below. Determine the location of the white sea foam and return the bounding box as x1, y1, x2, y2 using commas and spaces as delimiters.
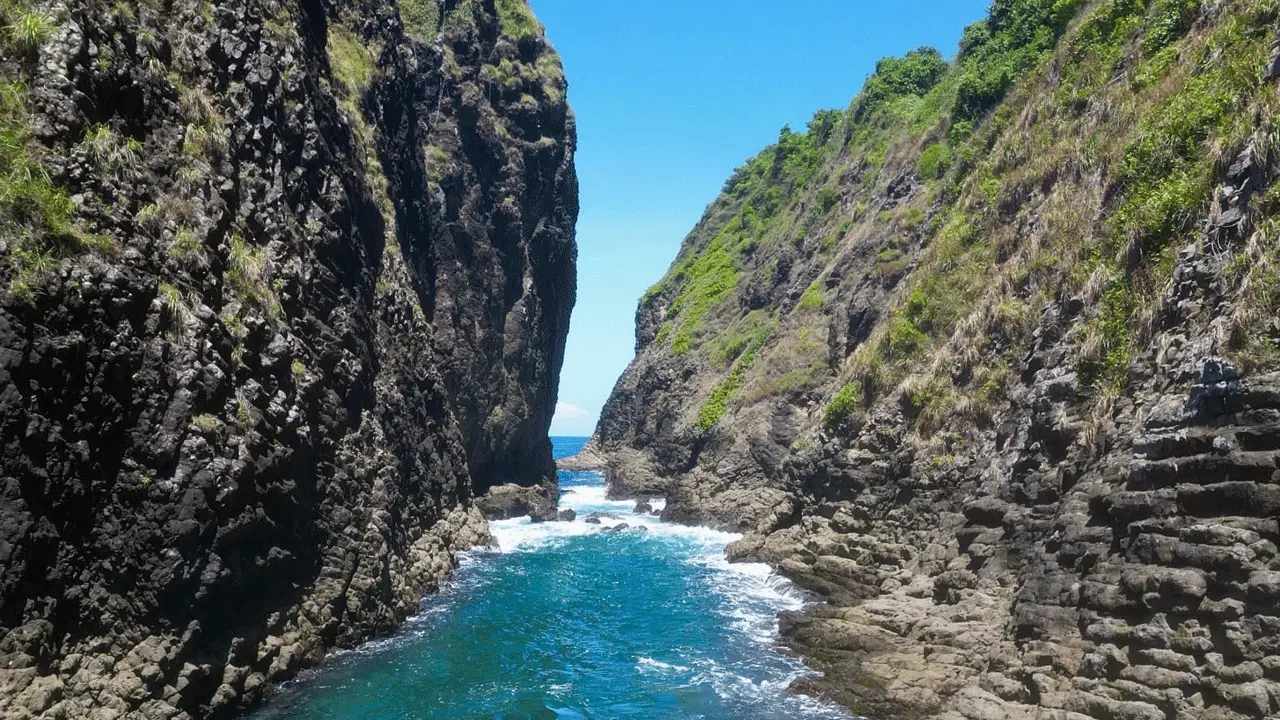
488, 516, 596, 553
482, 472, 847, 717
558, 484, 634, 514
636, 657, 691, 674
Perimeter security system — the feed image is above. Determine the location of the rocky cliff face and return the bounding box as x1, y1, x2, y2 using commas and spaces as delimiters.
0, 0, 575, 717
597, 0, 1280, 718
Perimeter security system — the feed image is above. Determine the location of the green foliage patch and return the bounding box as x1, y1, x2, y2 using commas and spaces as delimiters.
696, 331, 769, 432
953, 0, 1088, 123
668, 236, 740, 355
855, 47, 950, 120
0, 82, 109, 300
824, 383, 860, 432
400, 0, 440, 39
918, 142, 952, 179
495, 0, 541, 41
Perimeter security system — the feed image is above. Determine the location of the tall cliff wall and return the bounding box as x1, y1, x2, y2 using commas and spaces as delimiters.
596, 0, 1280, 718
0, 0, 575, 717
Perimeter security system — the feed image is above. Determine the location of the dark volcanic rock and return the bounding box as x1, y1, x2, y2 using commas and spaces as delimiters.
477, 482, 558, 522
0, 0, 576, 718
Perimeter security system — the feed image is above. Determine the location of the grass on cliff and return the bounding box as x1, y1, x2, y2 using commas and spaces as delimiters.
0, 82, 113, 300
646, 116, 844, 357
696, 331, 770, 432
495, 0, 541, 41
1, 0, 57, 56
820, 0, 1275, 444
399, 0, 439, 40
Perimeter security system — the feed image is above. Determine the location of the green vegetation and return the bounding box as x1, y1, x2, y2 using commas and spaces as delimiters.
191, 414, 219, 433
696, 332, 769, 432
400, 0, 439, 39
291, 358, 306, 377
824, 383, 860, 432
495, 0, 541, 41
1077, 280, 1133, 391
4, 5, 54, 54
710, 310, 774, 367
917, 142, 951, 179
158, 281, 190, 339
424, 144, 451, 187
328, 27, 377, 97
951, 0, 1087, 123
798, 281, 824, 311
0, 82, 113, 300
854, 47, 949, 120
226, 234, 278, 317
666, 236, 741, 355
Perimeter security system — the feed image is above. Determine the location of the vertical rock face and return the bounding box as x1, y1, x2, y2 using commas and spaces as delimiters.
0, 0, 575, 717
595, 1, 1280, 718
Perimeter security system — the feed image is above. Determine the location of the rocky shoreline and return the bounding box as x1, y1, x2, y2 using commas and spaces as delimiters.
587, 1, 1280, 717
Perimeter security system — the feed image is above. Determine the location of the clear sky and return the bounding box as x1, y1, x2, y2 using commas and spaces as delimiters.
541, 0, 991, 437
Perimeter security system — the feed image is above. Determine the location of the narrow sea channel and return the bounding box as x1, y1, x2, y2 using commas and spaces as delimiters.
252, 437, 848, 720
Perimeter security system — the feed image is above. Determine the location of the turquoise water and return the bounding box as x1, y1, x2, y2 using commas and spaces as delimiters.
252, 438, 847, 720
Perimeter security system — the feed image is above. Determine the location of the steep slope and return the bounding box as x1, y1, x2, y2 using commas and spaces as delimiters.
0, 0, 575, 717
596, 0, 1280, 718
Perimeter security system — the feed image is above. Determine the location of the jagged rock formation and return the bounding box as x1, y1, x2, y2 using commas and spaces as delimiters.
596, 0, 1280, 718
0, 0, 575, 717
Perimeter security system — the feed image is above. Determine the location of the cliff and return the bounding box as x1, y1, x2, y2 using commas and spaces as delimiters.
597, 0, 1280, 718
0, 0, 575, 717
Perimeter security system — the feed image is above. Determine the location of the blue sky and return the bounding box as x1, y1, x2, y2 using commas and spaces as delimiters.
541, 0, 991, 437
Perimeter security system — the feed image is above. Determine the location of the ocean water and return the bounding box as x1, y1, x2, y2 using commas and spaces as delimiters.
251, 437, 847, 720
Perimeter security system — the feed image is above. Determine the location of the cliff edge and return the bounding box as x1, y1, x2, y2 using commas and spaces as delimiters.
0, 0, 575, 717
597, 0, 1280, 718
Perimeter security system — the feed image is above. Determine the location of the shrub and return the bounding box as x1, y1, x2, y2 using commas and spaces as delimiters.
825, 383, 860, 432
856, 47, 950, 119
1142, 0, 1201, 54
952, 0, 1088, 123
918, 142, 951, 179
808, 109, 844, 145
817, 186, 839, 213
400, 0, 440, 39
